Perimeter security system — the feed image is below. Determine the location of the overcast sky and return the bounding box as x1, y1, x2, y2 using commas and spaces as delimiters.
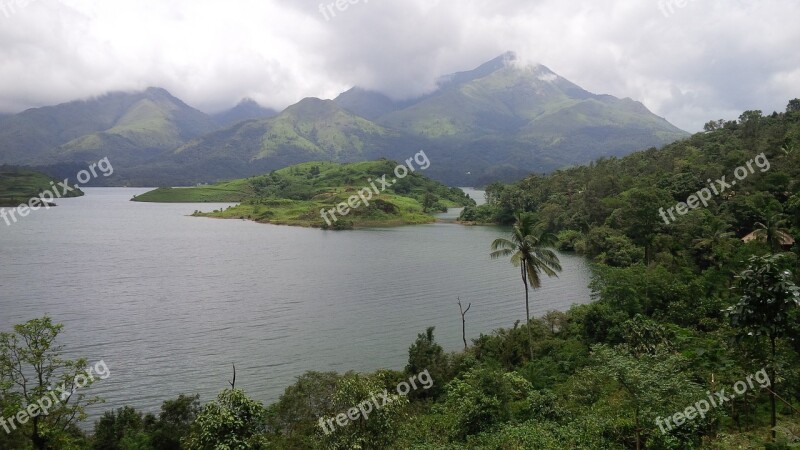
0, 0, 798, 131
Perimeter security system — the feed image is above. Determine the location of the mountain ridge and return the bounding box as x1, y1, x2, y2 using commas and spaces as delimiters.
0, 54, 689, 186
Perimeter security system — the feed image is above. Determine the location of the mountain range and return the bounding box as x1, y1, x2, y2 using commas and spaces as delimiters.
0, 53, 688, 186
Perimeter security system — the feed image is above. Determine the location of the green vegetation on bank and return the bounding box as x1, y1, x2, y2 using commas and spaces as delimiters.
133, 160, 475, 228
0, 167, 84, 207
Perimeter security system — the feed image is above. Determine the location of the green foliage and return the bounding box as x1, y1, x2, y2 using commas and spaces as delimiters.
582, 345, 708, 449
317, 372, 409, 450
435, 366, 531, 440
458, 204, 499, 223
728, 253, 800, 343
620, 314, 676, 356
151, 395, 200, 450
406, 327, 447, 399
265, 371, 340, 449
556, 229, 583, 251
92, 406, 151, 450
88, 394, 200, 450
0, 317, 101, 450
465, 419, 619, 449
584, 226, 644, 266
183, 389, 269, 450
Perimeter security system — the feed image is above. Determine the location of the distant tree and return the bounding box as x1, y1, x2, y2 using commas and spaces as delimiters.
436, 366, 531, 440
422, 192, 438, 212
739, 109, 763, 124
620, 314, 675, 357
318, 372, 408, 449
787, 99, 800, 114
393, 178, 412, 194
458, 299, 472, 352
491, 212, 562, 360
692, 219, 736, 269
788, 193, 800, 224
752, 213, 793, 253
703, 119, 726, 132
727, 254, 800, 439
406, 327, 447, 398
484, 182, 506, 205
739, 110, 763, 139
589, 345, 704, 450
614, 187, 672, 264
92, 406, 152, 450
150, 394, 200, 450
583, 226, 643, 267
265, 371, 339, 442
723, 192, 784, 236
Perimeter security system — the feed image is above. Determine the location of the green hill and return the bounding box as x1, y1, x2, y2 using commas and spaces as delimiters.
461, 102, 800, 244
0, 87, 217, 167
133, 159, 475, 228
0, 168, 84, 206
170, 98, 403, 165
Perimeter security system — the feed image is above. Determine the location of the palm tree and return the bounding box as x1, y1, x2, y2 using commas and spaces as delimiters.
491, 211, 562, 360
753, 213, 793, 253
692, 220, 736, 268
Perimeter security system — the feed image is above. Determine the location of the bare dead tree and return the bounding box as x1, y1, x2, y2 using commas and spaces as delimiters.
229, 363, 236, 389
458, 297, 472, 352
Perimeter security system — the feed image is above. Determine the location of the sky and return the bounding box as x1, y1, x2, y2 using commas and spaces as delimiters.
0, 0, 798, 132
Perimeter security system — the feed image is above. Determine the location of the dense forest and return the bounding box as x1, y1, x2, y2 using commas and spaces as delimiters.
2, 100, 799, 449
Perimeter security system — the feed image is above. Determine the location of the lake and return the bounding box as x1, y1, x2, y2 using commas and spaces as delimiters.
0, 187, 592, 417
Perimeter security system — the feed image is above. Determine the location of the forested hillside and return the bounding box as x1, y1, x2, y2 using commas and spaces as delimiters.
0, 167, 84, 207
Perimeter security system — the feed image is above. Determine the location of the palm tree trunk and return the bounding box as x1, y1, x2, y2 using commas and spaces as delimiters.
770, 335, 777, 440
522, 263, 533, 360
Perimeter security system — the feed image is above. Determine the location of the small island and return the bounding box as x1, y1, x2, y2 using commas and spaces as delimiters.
0, 168, 84, 207
133, 160, 476, 228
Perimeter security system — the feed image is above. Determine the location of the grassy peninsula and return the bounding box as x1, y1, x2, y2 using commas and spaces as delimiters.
0, 168, 84, 207
133, 160, 475, 228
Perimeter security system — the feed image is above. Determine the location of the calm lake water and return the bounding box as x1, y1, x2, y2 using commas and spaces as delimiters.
0, 188, 591, 418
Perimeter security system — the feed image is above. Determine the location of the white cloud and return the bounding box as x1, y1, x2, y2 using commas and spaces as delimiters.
0, 0, 797, 131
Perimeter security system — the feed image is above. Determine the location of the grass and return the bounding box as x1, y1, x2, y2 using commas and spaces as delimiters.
130, 184, 252, 203
133, 160, 476, 228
